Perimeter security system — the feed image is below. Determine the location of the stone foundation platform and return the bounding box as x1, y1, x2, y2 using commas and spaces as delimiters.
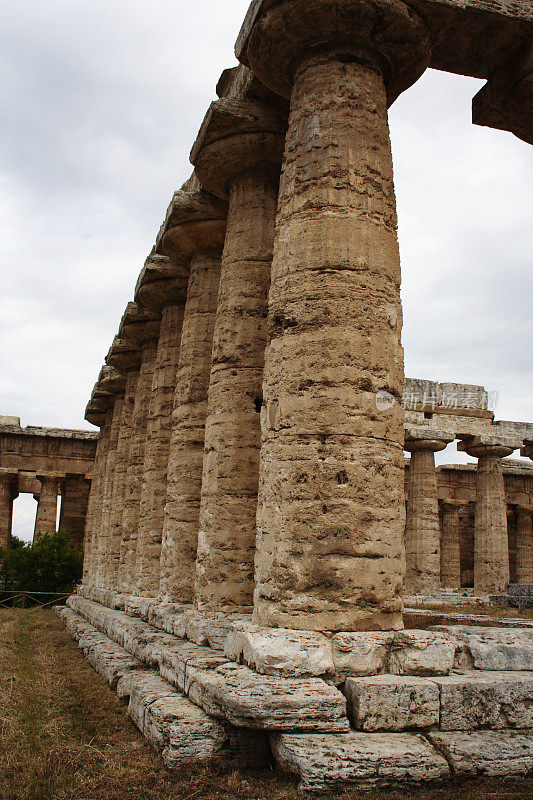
54, 587, 533, 792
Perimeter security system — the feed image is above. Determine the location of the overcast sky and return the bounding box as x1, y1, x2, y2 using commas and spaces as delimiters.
2, 0, 532, 539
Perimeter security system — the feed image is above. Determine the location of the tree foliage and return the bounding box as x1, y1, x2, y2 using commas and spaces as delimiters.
0, 530, 83, 594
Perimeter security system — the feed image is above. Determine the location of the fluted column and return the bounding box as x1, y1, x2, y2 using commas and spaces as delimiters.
0, 471, 17, 550
94, 394, 124, 586
440, 499, 464, 590
237, 0, 430, 630
115, 304, 161, 593
82, 409, 112, 584
404, 430, 453, 595
459, 436, 519, 595
159, 187, 227, 603
134, 257, 187, 597
34, 475, 60, 540
517, 505, 533, 584
191, 99, 286, 612
58, 475, 91, 547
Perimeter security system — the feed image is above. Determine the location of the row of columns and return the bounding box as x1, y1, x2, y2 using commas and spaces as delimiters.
404, 430, 532, 595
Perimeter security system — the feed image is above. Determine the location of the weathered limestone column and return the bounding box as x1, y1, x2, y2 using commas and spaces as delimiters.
236, 0, 431, 630
94, 392, 124, 587
516, 504, 533, 584
404, 429, 453, 595
133, 256, 187, 597
58, 475, 91, 547
0, 470, 17, 550
82, 405, 112, 585
159, 186, 227, 603
191, 98, 286, 612
115, 305, 161, 593
459, 436, 520, 595
34, 475, 60, 539
440, 499, 464, 590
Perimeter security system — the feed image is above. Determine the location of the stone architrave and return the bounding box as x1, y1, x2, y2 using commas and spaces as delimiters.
191, 97, 286, 613
58, 475, 91, 547
115, 304, 161, 593
82, 409, 112, 585
134, 256, 187, 597
236, 0, 431, 631
159, 187, 227, 603
459, 436, 520, 595
516, 505, 533, 585
0, 470, 18, 550
404, 429, 454, 595
34, 474, 61, 540
440, 499, 464, 590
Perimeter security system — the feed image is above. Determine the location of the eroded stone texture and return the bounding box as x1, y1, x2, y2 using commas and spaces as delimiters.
135, 302, 185, 597
345, 675, 439, 731
388, 630, 456, 676
0, 471, 16, 549
459, 437, 518, 594
83, 413, 111, 584
34, 474, 60, 539
270, 731, 449, 792
192, 98, 285, 613
517, 505, 533, 584
94, 395, 124, 587
432, 625, 533, 671
159, 199, 226, 604
118, 342, 158, 593
440, 499, 463, 589
427, 730, 533, 778
404, 431, 453, 594
104, 370, 139, 588
240, 0, 431, 632
58, 475, 91, 546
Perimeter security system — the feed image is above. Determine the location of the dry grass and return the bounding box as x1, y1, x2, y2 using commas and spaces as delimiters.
0, 608, 532, 800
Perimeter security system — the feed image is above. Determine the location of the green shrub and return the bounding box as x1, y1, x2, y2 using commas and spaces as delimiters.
0, 530, 83, 594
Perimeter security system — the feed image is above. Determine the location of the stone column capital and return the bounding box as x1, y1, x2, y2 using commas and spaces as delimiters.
404, 428, 453, 453
518, 504, 533, 517
97, 365, 126, 397
157, 188, 228, 264
236, 0, 431, 104
134, 253, 188, 312
522, 439, 533, 460
190, 98, 287, 199
118, 302, 161, 347
458, 435, 520, 460
105, 336, 142, 373
440, 498, 465, 512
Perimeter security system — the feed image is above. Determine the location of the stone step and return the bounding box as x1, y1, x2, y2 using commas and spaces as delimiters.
270, 731, 450, 792
430, 625, 533, 670
66, 595, 350, 732
56, 607, 240, 768
427, 731, 533, 777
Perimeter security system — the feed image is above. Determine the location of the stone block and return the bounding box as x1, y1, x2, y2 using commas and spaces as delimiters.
344, 675, 439, 731
389, 630, 456, 676
431, 625, 533, 671
431, 671, 533, 731
224, 623, 335, 677
270, 732, 449, 792
331, 632, 394, 679
427, 731, 533, 777
187, 612, 250, 651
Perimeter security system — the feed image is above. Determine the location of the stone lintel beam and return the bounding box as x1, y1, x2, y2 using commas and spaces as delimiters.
118, 302, 161, 347
105, 336, 142, 373
134, 253, 188, 312
405, 428, 454, 453
472, 35, 533, 146
190, 98, 287, 199
155, 185, 228, 261
237, 0, 533, 91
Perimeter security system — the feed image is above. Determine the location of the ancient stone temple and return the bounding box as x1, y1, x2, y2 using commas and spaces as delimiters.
57, 0, 533, 791
0, 417, 97, 547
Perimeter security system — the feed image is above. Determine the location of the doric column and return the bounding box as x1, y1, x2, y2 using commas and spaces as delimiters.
58, 475, 91, 547
191, 96, 286, 612
404, 430, 453, 595
440, 499, 464, 590
159, 186, 227, 603
0, 470, 17, 550
114, 304, 161, 593
133, 255, 187, 597
237, 0, 430, 630
459, 436, 520, 595
34, 475, 60, 540
82, 404, 112, 585
516, 504, 533, 584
